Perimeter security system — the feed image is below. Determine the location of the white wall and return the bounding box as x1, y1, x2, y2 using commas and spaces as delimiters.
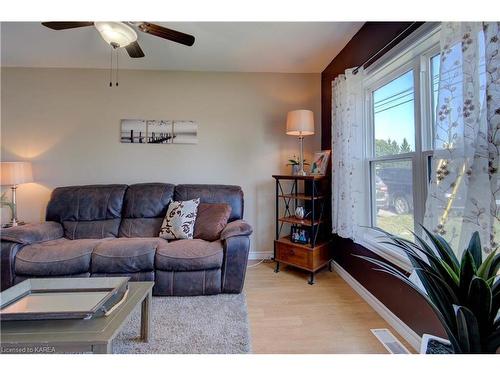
0, 67, 321, 257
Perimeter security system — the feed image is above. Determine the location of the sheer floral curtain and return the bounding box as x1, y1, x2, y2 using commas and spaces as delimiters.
331, 68, 366, 240
424, 22, 500, 257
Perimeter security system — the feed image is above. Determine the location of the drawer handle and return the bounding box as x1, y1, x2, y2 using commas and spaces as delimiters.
288, 249, 295, 255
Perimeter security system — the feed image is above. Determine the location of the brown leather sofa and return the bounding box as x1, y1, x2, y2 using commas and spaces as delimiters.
0, 183, 252, 296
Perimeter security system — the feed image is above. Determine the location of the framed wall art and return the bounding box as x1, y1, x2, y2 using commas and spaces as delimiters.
120, 119, 198, 144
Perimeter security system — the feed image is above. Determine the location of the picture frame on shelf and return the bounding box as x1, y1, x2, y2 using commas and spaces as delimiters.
310, 150, 331, 175
290, 225, 309, 245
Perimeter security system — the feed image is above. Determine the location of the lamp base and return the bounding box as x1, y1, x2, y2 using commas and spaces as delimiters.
297, 135, 308, 176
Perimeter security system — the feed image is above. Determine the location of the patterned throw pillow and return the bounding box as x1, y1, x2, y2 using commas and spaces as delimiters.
159, 198, 200, 240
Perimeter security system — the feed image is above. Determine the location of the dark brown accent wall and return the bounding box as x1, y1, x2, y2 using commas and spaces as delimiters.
321, 22, 423, 150
322, 22, 446, 339
334, 236, 445, 337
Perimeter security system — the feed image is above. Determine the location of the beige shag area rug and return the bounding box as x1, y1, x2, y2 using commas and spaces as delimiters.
113, 293, 251, 354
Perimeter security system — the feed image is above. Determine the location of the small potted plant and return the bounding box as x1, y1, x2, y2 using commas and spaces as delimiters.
1, 191, 15, 218
357, 227, 499, 354
286, 155, 309, 176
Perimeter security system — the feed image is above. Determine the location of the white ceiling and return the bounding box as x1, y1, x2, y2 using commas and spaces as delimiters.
1, 22, 362, 73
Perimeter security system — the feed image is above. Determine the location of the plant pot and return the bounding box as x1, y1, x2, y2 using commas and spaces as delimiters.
420, 334, 453, 354
291, 165, 300, 175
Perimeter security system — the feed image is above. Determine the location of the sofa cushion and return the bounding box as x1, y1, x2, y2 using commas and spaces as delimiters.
91, 238, 165, 273
15, 238, 101, 276
119, 218, 164, 238
46, 184, 127, 239
194, 203, 231, 241
119, 183, 175, 237
14, 273, 90, 285
155, 239, 223, 271
63, 219, 122, 240
159, 198, 200, 240
154, 269, 221, 296
175, 184, 243, 222
91, 271, 154, 282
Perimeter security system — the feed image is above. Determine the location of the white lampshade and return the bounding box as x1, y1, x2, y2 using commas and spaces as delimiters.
286, 110, 315, 136
1, 162, 33, 186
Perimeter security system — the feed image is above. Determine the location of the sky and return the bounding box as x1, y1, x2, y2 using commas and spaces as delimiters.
372, 55, 440, 156
373, 70, 416, 154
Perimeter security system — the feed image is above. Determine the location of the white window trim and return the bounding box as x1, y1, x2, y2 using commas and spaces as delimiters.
356, 229, 414, 272
357, 23, 442, 270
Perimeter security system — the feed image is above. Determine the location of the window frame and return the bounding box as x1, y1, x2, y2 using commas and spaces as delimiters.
356, 23, 441, 269
366, 60, 419, 235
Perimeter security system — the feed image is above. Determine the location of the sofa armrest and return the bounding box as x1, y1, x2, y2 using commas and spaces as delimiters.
220, 220, 252, 293
220, 220, 253, 240
1, 241, 24, 291
221, 235, 250, 294
1, 222, 63, 245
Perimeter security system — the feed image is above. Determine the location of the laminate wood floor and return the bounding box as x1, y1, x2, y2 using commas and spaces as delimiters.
244, 261, 415, 354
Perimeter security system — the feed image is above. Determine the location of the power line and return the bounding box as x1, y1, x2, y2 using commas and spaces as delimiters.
374, 90, 414, 110
374, 87, 413, 107
374, 98, 415, 115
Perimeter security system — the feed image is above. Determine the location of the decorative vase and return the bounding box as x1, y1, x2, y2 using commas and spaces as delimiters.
291, 165, 300, 175
295, 206, 305, 219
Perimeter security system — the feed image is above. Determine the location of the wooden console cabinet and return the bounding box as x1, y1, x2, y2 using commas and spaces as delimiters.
272, 175, 332, 284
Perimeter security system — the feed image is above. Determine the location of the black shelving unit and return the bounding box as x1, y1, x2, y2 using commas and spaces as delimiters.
272, 174, 332, 284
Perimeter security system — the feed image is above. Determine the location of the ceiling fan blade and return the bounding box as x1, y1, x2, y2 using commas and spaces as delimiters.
125, 41, 145, 58
137, 23, 195, 46
42, 22, 94, 30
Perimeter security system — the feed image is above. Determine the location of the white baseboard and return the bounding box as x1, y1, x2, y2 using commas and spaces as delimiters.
332, 261, 422, 352
248, 251, 273, 260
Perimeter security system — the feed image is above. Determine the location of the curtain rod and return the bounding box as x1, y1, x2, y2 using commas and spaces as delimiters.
352, 22, 419, 75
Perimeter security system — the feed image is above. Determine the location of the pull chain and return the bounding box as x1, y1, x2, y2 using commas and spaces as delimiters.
109, 48, 113, 87
108, 45, 121, 87
116, 48, 119, 87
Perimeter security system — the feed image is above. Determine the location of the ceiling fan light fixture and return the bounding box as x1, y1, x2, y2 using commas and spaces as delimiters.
94, 22, 137, 48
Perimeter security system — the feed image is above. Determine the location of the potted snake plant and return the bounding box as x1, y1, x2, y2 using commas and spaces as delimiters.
357, 227, 499, 354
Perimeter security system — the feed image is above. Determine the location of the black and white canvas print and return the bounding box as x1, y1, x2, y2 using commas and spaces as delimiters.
120, 119, 198, 144
120, 119, 147, 143
172, 121, 198, 144
147, 120, 173, 143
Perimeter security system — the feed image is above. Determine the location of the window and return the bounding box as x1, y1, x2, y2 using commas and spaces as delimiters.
372, 159, 414, 239
364, 26, 441, 240
373, 70, 415, 157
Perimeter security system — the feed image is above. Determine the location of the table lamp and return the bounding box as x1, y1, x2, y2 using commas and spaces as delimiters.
1, 161, 33, 227
286, 110, 315, 176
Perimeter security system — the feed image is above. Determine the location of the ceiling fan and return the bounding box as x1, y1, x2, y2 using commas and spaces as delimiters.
41, 22, 195, 58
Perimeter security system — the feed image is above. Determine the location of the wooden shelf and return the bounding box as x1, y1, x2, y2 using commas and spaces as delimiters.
278, 193, 324, 201
278, 216, 322, 226
272, 174, 326, 181
275, 236, 330, 250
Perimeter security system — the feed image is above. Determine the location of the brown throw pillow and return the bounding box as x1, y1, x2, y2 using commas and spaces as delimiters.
194, 203, 232, 241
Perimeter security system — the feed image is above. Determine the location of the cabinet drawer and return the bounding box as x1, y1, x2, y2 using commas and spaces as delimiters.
275, 241, 311, 269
